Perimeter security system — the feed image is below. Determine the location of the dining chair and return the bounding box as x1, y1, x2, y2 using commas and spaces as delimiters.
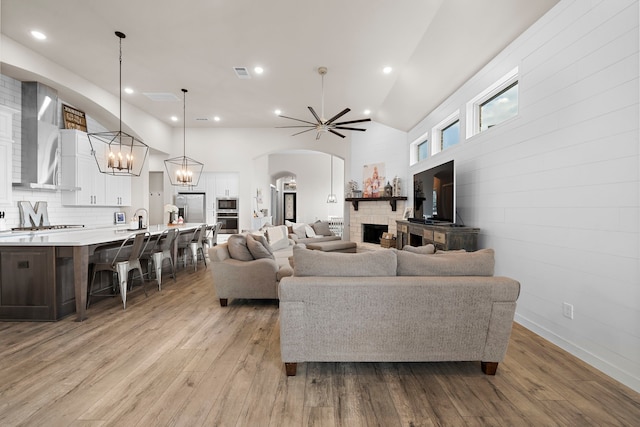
88, 231, 151, 310
140, 227, 178, 290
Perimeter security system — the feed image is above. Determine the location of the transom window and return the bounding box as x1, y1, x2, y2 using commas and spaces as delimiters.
418, 140, 429, 161
441, 120, 460, 150
479, 81, 518, 131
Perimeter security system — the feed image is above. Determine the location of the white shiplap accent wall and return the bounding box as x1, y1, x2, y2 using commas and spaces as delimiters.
408, 0, 639, 391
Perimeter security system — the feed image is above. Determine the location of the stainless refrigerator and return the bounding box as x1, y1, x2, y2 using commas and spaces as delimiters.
175, 193, 206, 223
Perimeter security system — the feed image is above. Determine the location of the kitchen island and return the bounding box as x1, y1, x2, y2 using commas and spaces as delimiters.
0, 223, 203, 321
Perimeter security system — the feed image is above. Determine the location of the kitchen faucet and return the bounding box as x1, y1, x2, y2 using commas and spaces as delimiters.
133, 208, 149, 228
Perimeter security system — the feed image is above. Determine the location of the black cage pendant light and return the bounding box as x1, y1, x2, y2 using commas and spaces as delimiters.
88, 31, 149, 177
164, 89, 204, 186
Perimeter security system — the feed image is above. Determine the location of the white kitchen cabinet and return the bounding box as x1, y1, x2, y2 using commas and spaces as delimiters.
60, 129, 118, 207
0, 106, 18, 205
105, 174, 131, 206
215, 172, 239, 197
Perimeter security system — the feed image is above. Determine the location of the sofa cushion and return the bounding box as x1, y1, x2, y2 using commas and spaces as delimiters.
304, 224, 316, 238
227, 234, 254, 261
265, 225, 290, 251
246, 233, 275, 260
396, 248, 495, 276
311, 220, 333, 236
293, 245, 397, 277
402, 244, 435, 255
285, 221, 307, 239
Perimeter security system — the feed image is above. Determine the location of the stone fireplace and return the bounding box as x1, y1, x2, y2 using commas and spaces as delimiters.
349, 199, 406, 243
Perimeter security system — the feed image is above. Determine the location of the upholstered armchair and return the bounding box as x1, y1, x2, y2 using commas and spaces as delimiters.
208, 234, 293, 306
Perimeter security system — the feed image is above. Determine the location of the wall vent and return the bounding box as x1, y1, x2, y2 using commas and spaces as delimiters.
142, 92, 180, 101
233, 67, 251, 79
195, 117, 209, 121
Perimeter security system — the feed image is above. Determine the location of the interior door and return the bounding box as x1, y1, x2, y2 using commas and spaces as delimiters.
149, 172, 164, 225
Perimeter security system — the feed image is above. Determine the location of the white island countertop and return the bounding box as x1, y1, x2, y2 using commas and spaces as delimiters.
0, 223, 204, 247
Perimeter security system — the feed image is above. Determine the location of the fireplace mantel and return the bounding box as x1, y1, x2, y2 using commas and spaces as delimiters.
345, 196, 407, 211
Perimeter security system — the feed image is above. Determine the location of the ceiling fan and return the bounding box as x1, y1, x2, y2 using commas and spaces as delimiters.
278, 66, 371, 140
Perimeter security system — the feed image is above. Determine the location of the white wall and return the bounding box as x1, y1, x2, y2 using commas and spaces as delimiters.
407, 0, 639, 391
268, 151, 345, 224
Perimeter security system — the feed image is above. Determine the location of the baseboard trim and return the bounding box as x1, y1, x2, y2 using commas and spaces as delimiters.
514, 314, 640, 393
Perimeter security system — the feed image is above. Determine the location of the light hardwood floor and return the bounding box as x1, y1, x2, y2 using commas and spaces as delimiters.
0, 267, 639, 426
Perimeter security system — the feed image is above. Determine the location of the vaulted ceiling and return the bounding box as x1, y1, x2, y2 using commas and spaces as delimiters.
1, 0, 558, 132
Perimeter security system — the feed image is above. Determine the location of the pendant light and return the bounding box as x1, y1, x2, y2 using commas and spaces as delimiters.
164, 89, 204, 186
88, 31, 149, 176
327, 154, 337, 203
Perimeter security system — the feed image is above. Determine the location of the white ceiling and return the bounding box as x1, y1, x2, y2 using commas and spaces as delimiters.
1, 0, 558, 132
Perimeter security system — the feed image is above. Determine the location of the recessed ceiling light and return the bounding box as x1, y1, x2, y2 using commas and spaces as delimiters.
124, 87, 134, 94
31, 30, 47, 40
363, 109, 371, 115
274, 109, 281, 115
254, 66, 264, 74
383, 66, 392, 74
213, 116, 221, 122
170, 116, 178, 122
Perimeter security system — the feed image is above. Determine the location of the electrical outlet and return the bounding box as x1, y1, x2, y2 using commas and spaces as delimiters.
563, 302, 574, 319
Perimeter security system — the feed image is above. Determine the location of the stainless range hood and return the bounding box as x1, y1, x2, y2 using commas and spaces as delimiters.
13, 82, 79, 191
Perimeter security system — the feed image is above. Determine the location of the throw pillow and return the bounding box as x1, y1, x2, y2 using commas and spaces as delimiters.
293, 245, 397, 277
311, 220, 332, 236
304, 224, 316, 238
292, 225, 307, 239
402, 244, 435, 255
396, 248, 495, 276
265, 225, 290, 251
227, 234, 254, 261
246, 233, 275, 260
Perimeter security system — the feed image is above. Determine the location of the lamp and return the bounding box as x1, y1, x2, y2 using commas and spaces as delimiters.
327, 155, 337, 203
88, 31, 149, 177
164, 89, 204, 187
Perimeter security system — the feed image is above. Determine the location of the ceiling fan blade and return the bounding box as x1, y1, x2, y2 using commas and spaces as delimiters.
276, 125, 316, 128
325, 108, 351, 125
308, 107, 322, 123
333, 118, 372, 126
291, 128, 316, 137
329, 129, 346, 138
279, 115, 317, 125
334, 126, 367, 131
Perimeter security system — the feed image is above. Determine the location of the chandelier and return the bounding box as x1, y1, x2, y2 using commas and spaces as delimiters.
164, 89, 204, 186
88, 31, 149, 176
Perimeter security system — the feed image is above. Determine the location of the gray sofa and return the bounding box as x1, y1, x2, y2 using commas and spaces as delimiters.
279, 245, 520, 376
287, 220, 342, 245
209, 234, 293, 306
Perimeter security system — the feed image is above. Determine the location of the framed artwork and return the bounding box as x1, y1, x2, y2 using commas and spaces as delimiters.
362, 163, 385, 198
114, 212, 126, 224
284, 192, 296, 222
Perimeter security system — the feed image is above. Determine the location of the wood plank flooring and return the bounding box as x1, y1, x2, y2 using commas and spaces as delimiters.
0, 266, 638, 426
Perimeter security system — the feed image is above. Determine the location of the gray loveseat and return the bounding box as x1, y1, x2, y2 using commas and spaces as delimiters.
279, 245, 520, 376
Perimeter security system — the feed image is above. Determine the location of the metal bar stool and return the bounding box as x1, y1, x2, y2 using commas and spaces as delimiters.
88, 231, 151, 309
141, 227, 178, 290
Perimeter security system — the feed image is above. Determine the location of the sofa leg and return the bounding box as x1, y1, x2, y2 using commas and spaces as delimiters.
219, 298, 228, 307
481, 361, 498, 375
285, 363, 297, 376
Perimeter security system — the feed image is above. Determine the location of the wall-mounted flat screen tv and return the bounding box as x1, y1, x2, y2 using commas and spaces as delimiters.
413, 159, 455, 223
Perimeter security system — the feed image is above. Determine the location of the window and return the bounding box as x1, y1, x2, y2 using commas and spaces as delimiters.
479, 81, 518, 131
418, 140, 429, 161
441, 120, 460, 150
410, 130, 429, 165
466, 67, 519, 138
431, 110, 460, 155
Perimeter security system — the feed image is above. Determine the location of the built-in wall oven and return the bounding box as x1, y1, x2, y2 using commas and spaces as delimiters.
216, 197, 238, 233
